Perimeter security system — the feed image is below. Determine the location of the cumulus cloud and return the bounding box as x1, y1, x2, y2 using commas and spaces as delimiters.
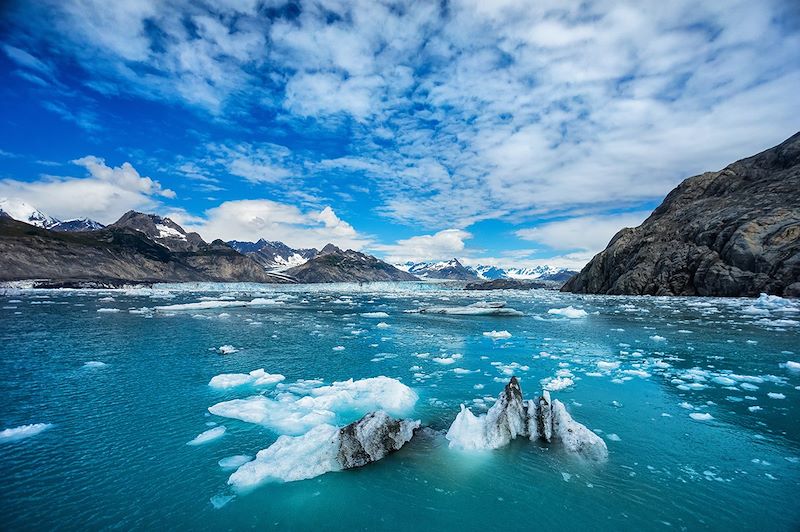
372, 229, 472, 263
516, 211, 651, 253
179, 199, 369, 250
0, 157, 175, 224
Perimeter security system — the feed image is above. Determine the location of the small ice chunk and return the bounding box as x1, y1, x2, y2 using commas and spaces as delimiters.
376, 322, 391, 329
332, 346, 345, 351
187, 426, 226, 445
767, 392, 786, 399
649, 335, 666, 342
96, 308, 120, 313
218, 455, 253, 470
785, 361, 800, 371
218, 345, 238, 355
689, 413, 713, 421
361, 312, 389, 318
0, 423, 53, 443
606, 433, 621, 441
547, 307, 588, 319
83, 361, 107, 368
483, 330, 512, 340
210, 494, 234, 509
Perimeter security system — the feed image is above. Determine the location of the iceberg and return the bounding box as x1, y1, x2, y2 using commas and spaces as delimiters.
446, 377, 608, 461
209, 376, 418, 435
228, 411, 419, 489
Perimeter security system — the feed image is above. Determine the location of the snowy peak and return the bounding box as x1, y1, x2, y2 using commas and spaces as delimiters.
469, 264, 577, 282
400, 258, 478, 280
0, 197, 59, 228
110, 211, 205, 252
227, 239, 318, 272
51, 218, 106, 232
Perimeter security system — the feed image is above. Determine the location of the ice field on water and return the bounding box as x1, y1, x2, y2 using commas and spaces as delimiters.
1, 281, 799, 530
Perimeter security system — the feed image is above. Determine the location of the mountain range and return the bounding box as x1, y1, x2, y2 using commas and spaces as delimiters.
0, 197, 575, 286
397, 259, 577, 282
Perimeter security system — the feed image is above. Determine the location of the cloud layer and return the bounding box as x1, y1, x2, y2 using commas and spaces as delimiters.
3, 0, 799, 264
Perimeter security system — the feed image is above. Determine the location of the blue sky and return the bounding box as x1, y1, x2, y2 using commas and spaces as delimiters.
1, 0, 798, 269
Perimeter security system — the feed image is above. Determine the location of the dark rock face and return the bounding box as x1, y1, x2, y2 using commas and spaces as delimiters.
286, 245, 419, 283
0, 217, 291, 284
563, 132, 800, 297
337, 411, 419, 469
465, 278, 548, 290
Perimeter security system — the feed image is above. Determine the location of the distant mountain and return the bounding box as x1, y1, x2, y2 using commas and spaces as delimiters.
51, 218, 106, 232
228, 239, 317, 271
397, 258, 478, 280
0, 213, 292, 285
396, 259, 577, 282
0, 197, 59, 228
0, 197, 105, 232
468, 264, 577, 281
563, 132, 800, 297
287, 244, 418, 282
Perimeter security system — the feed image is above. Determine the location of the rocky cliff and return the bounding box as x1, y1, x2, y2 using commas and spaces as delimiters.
563, 132, 800, 297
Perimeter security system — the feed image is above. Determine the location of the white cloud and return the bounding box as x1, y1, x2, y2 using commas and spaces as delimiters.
516, 211, 650, 252
179, 199, 369, 250
0, 156, 175, 224
372, 229, 472, 263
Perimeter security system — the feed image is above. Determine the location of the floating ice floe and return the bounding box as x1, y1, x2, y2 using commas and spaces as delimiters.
209, 376, 418, 436
445, 377, 608, 462
376, 322, 391, 329
0, 423, 53, 443
542, 376, 574, 391
96, 308, 120, 313
767, 392, 786, 399
361, 312, 389, 318
547, 306, 588, 319
155, 298, 280, 311
409, 301, 523, 316
689, 413, 713, 421
187, 426, 226, 445
209, 369, 286, 389
483, 330, 512, 340
218, 345, 238, 355
228, 410, 419, 488
83, 361, 108, 368
218, 455, 253, 470
784, 361, 800, 371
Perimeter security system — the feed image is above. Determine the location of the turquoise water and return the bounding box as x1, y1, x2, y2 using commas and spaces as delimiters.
1, 282, 799, 530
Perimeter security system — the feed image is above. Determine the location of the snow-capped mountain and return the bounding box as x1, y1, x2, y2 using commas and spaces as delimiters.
0, 197, 105, 232
228, 239, 318, 271
396, 258, 477, 280
469, 264, 577, 281
0, 197, 59, 228
51, 218, 106, 232
399, 259, 578, 282
110, 211, 207, 252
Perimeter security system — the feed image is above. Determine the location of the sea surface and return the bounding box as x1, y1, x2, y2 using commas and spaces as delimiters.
1, 282, 799, 531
